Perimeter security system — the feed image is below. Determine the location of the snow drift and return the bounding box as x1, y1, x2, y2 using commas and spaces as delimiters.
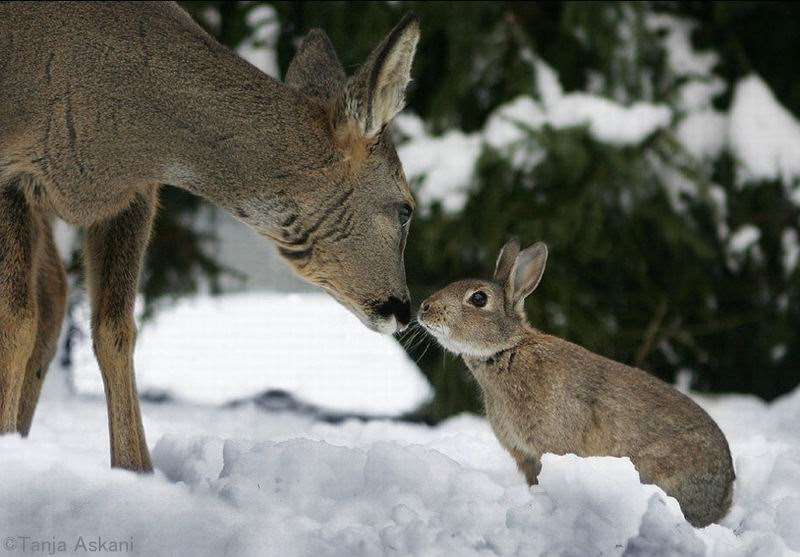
2, 382, 799, 556
70, 292, 432, 416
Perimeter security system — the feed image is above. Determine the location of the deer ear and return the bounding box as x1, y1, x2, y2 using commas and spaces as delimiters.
333, 13, 420, 139
285, 29, 346, 101
494, 238, 521, 285
506, 242, 548, 312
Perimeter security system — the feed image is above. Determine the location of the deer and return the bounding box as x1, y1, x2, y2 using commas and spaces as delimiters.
0, 2, 420, 471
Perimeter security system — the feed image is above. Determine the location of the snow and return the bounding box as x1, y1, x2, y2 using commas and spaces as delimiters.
237, 5, 280, 78
3, 381, 800, 556
484, 97, 545, 149
70, 293, 432, 416
646, 14, 719, 78
396, 14, 800, 217
532, 61, 673, 147
677, 79, 726, 113
729, 225, 761, 255
676, 109, 728, 161
727, 225, 762, 271
533, 58, 564, 106
772, 344, 788, 363
398, 61, 671, 214
782, 228, 800, 275
199, 6, 221, 33
486, 61, 672, 149
396, 116, 482, 215
549, 94, 672, 146
730, 76, 800, 186
648, 150, 699, 214
548, 93, 672, 145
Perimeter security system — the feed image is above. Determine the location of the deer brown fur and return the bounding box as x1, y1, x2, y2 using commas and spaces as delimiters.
418, 240, 735, 527
0, 2, 420, 471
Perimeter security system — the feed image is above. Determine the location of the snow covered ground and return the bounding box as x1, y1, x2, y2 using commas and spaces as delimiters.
70, 293, 432, 416
2, 364, 800, 555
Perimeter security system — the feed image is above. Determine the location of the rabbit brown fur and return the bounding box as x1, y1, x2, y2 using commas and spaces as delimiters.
418, 240, 735, 527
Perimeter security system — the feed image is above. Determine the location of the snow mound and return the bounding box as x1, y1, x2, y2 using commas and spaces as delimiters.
71, 292, 432, 416
150, 440, 686, 557
3, 383, 800, 556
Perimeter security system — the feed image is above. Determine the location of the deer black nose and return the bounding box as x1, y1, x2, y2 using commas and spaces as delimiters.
375, 296, 411, 326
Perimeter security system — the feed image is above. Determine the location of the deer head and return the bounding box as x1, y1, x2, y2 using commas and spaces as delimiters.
256, 14, 420, 334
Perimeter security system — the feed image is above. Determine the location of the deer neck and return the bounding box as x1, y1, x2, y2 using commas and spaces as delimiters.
151, 48, 335, 234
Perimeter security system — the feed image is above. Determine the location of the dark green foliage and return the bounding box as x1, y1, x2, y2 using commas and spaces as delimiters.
171, 2, 800, 421
668, 2, 800, 112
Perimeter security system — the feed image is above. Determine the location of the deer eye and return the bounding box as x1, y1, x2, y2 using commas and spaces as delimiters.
399, 204, 413, 226
468, 291, 488, 307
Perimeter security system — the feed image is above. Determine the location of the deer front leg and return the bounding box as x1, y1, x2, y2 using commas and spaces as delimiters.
85, 188, 157, 472
0, 184, 40, 433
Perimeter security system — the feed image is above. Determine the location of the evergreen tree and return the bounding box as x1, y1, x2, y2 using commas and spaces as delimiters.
168, 2, 800, 421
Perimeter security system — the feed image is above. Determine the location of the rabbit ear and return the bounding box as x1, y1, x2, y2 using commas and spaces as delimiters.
506, 242, 548, 311
494, 238, 521, 285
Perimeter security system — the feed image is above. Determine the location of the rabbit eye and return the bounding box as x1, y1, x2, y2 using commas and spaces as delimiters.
468, 291, 488, 308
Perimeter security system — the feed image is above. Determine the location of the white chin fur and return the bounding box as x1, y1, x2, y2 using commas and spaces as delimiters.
325, 292, 400, 335
371, 315, 399, 335
421, 323, 495, 358
358, 311, 399, 335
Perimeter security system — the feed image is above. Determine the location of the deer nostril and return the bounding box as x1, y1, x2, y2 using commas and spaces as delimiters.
375, 296, 411, 326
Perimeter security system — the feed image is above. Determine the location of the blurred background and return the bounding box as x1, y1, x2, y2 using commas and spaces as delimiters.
56, 1, 800, 422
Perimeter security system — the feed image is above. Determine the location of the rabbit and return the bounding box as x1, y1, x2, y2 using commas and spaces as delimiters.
417, 239, 735, 527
